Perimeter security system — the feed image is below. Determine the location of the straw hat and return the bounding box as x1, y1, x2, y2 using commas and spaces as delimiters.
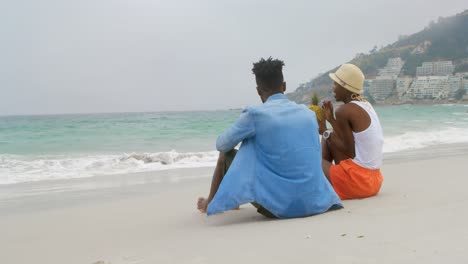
329, 64, 365, 94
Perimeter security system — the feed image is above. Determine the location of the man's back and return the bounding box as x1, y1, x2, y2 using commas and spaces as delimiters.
348, 101, 383, 169
253, 94, 322, 181
207, 94, 342, 218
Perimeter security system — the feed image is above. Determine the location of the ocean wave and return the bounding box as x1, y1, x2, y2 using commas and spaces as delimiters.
0, 151, 218, 185
383, 127, 468, 153
2, 126, 468, 185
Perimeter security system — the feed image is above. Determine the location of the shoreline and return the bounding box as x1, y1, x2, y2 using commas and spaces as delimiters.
1, 142, 468, 201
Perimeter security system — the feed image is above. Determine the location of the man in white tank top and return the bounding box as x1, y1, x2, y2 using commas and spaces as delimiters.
318, 64, 384, 200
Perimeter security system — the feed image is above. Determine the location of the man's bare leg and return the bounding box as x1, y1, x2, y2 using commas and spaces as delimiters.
321, 138, 351, 181
197, 152, 226, 213
321, 137, 332, 162
321, 138, 333, 181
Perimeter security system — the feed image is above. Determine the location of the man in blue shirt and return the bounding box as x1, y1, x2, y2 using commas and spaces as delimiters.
197, 57, 342, 218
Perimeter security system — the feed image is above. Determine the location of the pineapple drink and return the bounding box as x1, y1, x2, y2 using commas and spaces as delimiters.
308, 93, 324, 122
309, 105, 323, 121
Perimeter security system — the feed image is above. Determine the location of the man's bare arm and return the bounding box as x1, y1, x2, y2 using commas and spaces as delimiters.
327, 106, 355, 158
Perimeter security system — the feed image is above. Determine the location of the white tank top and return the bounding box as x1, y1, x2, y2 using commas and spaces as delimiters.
350, 101, 384, 169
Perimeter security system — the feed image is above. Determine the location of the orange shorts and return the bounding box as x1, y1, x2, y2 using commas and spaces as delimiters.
329, 159, 383, 200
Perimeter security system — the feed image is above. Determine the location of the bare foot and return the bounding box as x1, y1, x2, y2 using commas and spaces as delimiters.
197, 197, 209, 213
197, 197, 240, 213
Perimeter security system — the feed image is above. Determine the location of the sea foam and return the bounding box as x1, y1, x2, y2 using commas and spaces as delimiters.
2, 126, 468, 185
383, 127, 468, 153
0, 151, 219, 185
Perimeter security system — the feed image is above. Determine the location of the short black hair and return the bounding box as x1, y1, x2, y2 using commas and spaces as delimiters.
252, 57, 285, 91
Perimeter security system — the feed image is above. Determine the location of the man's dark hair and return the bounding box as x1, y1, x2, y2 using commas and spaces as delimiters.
252, 57, 285, 91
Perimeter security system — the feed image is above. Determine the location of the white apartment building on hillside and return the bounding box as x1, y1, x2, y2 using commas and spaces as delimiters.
396, 77, 413, 99
448, 76, 463, 98
369, 57, 405, 100
416, 61, 454, 76
378, 57, 404, 79
406, 76, 450, 99
370, 79, 395, 100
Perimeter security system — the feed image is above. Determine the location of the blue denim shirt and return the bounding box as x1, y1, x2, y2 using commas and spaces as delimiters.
207, 93, 342, 218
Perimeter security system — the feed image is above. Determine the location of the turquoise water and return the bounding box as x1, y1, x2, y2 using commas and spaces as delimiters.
1, 104, 467, 184
378, 104, 468, 136
0, 111, 240, 155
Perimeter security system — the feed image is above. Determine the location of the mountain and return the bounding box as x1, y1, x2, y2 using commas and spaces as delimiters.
287, 9, 468, 105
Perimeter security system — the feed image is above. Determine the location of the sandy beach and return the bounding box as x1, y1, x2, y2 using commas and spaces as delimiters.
3, 2, 468, 263
1, 144, 468, 264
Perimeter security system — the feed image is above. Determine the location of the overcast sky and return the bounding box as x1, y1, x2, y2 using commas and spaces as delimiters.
1, 0, 467, 115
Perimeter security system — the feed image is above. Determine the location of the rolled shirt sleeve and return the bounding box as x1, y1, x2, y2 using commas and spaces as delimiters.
216, 108, 255, 152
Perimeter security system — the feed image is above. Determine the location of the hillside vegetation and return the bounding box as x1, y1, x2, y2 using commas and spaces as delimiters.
287, 10, 468, 104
